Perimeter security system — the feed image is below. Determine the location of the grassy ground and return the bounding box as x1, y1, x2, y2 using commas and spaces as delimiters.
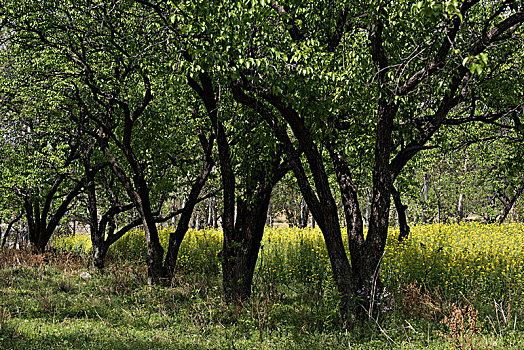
2, 224, 524, 349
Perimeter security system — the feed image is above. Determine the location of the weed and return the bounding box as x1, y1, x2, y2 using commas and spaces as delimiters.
438, 304, 480, 349
400, 281, 441, 320
0, 307, 10, 333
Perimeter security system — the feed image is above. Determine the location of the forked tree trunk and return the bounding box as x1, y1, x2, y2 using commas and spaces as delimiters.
86, 174, 134, 270
231, 86, 357, 318
103, 137, 165, 284
222, 190, 272, 301
497, 182, 524, 224
137, 204, 164, 284
23, 179, 83, 253
188, 72, 289, 301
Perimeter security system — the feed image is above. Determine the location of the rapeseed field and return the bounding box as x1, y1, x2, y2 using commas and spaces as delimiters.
52, 223, 524, 305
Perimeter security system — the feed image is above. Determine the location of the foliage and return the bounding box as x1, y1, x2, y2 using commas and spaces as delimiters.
402, 129, 524, 223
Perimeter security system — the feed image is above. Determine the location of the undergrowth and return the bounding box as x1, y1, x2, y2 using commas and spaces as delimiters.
2, 223, 524, 348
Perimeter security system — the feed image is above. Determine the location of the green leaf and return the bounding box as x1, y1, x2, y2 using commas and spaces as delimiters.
479, 53, 488, 65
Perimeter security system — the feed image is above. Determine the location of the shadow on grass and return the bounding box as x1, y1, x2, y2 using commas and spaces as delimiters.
0, 320, 218, 350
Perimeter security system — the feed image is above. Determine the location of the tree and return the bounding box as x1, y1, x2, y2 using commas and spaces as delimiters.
0, 42, 86, 252
134, 0, 292, 299
2, 0, 217, 283
230, 0, 524, 323
139, 0, 524, 315
187, 72, 289, 301
414, 124, 524, 224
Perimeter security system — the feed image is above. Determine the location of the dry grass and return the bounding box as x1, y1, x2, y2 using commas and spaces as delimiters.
0, 246, 89, 271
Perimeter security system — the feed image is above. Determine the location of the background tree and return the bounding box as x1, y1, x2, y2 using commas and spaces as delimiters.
0, 42, 85, 252
2, 0, 217, 283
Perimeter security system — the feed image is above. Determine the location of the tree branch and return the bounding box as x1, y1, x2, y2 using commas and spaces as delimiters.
395, 0, 479, 96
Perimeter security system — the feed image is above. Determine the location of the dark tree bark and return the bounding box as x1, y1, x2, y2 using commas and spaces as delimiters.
85, 163, 135, 270
229, 1, 524, 323
1, 213, 23, 248
497, 182, 524, 223
162, 135, 215, 282
189, 72, 288, 301
136, 0, 291, 296
95, 92, 165, 284
391, 185, 410, 242
232, 86, 356, 317
138, 0, 524, 319
8, 0, 191, 284
221, 179, 279, 301
23, 177, 84, 253
83, 88, 215, 281
85, 158, 103, 268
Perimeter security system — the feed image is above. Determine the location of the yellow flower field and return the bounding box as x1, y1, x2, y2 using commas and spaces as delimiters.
383, 222, 524, 303
51, 222, 524, 303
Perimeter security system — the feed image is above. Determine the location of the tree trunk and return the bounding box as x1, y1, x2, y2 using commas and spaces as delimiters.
207, 198, 214, 228
266, 201, 273, 227
103, 138, 165, 284
23, 176, 83, 253
1, 214, 22, 248
143, 218, 165, 285
188, 72, 288, 302
85, 161, 105, 269
162, 151, 214, 282
354, 97, 397, 317
135, 187, 165, 285
298, 198, 309, 228
171, 196, 177, 228
498, 182, 524, 223
92, 243, 108, 269
195, 214, 200, 231
457, 152, 469, 220
365, 188, 371, 225
232, 86, 356, 319
24, 198, 54, 253
84, 156, 135, 270
212, 197, 218, 228
222, 190, 272, 301
392, 185, 410, 242
421, 173, 429, 223
457, 193, 464, 220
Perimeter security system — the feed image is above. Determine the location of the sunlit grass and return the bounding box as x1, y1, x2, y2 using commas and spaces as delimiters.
7, 222, 524, 348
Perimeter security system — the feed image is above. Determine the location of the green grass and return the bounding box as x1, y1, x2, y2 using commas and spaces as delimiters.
3, 224, 524, 349
0, 257, 522, 350
0, 262, 344, 349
